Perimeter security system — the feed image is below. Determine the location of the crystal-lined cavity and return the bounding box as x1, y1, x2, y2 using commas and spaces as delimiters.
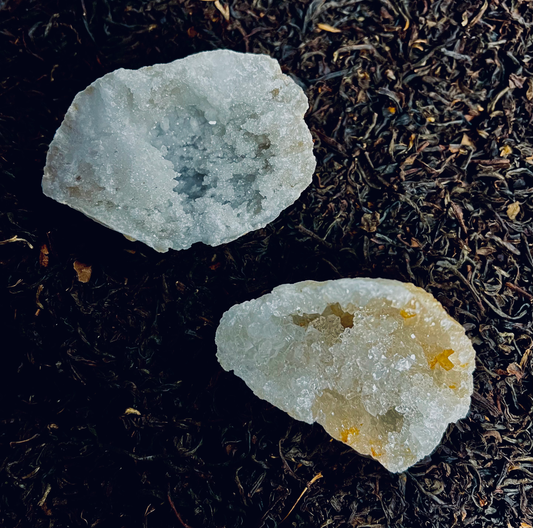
215, 278, 476, 473
43, 50, 316, 252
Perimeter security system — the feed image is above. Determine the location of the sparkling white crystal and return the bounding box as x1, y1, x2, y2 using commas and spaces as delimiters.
42, 50, 316, 252
215, 278, 476, 473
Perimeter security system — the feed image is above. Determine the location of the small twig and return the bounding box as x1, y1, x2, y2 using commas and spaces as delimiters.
280, 473, 323, 523
506, 282, 533, 302
472, 391, 502, 417
450, 201, 468, 234
297, 225, 333, 249
470, 158, 510, 167
0, 235, 33, 249
521, 232, 533, 267
437, 260, 485, 314
278, 439, 299, 480
168, 494, 194, 528
312, 128, 347, 156
9, 433, 40, 447
214, 0, 230, 21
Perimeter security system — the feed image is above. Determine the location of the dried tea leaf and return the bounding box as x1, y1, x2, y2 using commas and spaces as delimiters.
507, 362, 524, 381
360, 211, 380, 232
509, 73, 526, 89
527, 79, 533, 101
477, 247, 496, 256
214, 0, 230, 21
39, 244, 50, 267
73, 261, 92, 283
507, 202, 520, 221
317, 23, 342, 33
461, 134, 474, 147
467, 0, 488, 28
35, 284, 44, 309
500, 144, 513, 157
0, 235, 33, 249
483, 430, 502, 443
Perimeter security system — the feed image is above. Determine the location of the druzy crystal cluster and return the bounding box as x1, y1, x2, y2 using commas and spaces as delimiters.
216, 278, 476, 473
42, 50, 315, 252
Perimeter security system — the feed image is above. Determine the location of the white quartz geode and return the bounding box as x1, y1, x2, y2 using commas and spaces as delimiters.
42, 50, 316, 252
215, 278, 476, 473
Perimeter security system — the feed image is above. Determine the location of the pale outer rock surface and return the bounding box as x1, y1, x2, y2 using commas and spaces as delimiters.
42, 50, 316, 252
216, 278, 476, 473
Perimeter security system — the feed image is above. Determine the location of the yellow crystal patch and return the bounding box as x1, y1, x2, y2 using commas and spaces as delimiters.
340, 426, 360, 443
292, 302, 354, 329
371, 447, 382, 458
400, 309, 417, 319
429, 349, 455, 371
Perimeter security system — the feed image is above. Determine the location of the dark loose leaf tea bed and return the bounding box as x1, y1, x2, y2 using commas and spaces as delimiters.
1, 1, 533, 527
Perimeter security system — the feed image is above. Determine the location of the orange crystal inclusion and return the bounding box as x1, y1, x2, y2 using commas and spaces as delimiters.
340, 426, 360, 443
429, 349, 455, 371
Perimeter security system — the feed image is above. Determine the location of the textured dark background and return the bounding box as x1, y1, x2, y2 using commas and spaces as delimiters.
1, 1, 533, 526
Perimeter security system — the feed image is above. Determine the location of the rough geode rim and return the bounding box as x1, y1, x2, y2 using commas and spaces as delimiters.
42, 50, 316, 252
215, 278, 476, 473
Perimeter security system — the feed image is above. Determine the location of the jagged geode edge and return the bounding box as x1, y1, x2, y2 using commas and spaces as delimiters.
43, 50, 316, 252
216, 278, 476, 473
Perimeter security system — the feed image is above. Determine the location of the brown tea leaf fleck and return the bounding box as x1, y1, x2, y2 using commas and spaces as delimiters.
39, 244, 50, 267
483, 430, 502, 443
461, 134, 474, 147
467, 0, 488, 28
527, 79, 533, 101
500, 144, 512, 157
73, 261, 92, 283
360, 211, 380, 232
35, 284, 44, 309
509, 73, 526, 89
317, 23, 342, 33
477, 247, 496, 256
507, 362, 524, 381
507, 202, 520, 221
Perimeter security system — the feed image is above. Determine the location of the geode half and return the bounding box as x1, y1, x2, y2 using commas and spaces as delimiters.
42, 50, 316, 252
215, 278, 476, 473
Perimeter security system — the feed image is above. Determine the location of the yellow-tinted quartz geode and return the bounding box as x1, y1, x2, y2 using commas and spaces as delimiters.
215, 278, 476, 473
